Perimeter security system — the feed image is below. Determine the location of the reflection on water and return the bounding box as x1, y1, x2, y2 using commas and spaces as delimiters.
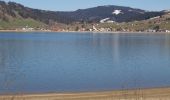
0, 32, 170, 94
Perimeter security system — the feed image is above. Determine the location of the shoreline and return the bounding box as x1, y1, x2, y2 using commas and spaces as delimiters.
0, 30, 170, 34
1, 87, 170, 100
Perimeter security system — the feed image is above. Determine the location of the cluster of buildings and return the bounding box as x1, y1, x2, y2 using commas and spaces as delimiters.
21, 26, 51, 32
87, 24, 170, 33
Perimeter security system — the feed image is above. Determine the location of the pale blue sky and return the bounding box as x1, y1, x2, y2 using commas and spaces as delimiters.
3, 0, 170, 11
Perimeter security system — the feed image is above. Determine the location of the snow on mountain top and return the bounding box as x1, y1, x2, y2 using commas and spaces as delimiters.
112, 10, 123, 15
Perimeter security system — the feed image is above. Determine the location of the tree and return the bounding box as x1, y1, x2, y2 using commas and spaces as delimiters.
75, 26, 79, 31
153, 25, 160, 32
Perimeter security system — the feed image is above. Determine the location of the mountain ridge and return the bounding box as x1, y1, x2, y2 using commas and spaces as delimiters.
0, 0, 169, 29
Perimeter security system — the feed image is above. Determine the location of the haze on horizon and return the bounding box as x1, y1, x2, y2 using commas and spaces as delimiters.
3, 0, 170, 11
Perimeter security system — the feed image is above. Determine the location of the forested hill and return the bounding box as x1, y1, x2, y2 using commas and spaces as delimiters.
0, 0, 167, 26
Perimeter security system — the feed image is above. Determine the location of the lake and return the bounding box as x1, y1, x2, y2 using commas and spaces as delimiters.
0, 32, 170, 94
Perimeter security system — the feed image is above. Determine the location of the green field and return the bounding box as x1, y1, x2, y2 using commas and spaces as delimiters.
0, 18, 47, 30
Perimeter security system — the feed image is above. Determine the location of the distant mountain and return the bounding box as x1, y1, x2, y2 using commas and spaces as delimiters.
60, 5, 165, 23
0, 1, 74, 24
0, 0, 168, 26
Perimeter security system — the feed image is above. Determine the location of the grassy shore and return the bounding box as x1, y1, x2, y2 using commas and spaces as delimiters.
1, 88, 170, 100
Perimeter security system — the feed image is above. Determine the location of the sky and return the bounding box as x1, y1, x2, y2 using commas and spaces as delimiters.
3, 0, 170, 11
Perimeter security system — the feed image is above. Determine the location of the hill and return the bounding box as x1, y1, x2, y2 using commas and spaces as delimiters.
0, 0, 169, 30
61, 5, 165, 23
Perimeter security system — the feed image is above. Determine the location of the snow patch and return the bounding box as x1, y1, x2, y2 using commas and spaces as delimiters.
100, 18, 110, 23
149, 16, 160, 20
112, 10, 123, 15
100, 18, 115, 23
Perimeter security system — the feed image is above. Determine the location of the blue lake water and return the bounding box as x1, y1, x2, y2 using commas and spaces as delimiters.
0, 32, 170, 94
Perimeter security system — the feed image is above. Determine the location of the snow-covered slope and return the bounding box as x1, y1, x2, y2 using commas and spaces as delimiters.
100, 18, 115, 23
112, 10, 123, 15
